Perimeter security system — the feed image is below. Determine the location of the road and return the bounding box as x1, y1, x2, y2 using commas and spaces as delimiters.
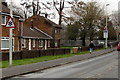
10, 51, 118, 79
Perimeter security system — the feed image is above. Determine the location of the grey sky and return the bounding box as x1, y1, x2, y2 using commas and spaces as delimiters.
5, 0, 120, 24
6, 0, 120, 12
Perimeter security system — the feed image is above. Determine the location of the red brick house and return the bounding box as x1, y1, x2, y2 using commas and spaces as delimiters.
1, 2, 22, 52
21, 27, 53, 50
23, 15, 62, 48
1, 2, 62, 52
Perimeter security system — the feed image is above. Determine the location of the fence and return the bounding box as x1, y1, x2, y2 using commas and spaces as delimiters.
61, 40, 119, 47
2, 41, 119, 61
2, 48, 71, 61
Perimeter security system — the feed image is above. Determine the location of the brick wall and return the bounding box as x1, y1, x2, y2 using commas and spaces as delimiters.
0, 2, 2, 52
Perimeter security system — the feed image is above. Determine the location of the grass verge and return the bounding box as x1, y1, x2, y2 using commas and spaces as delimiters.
2, 48, 105, 68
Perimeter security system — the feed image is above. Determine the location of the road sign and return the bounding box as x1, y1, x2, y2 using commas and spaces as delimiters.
103, 30, 108, 38
5, 16, 16, 28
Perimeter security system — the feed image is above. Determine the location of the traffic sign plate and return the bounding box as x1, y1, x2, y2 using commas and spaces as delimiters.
5, 16, 16, 28
103, 30, 108, 38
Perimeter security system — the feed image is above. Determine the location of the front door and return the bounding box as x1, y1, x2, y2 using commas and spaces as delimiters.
29, 39, 31, 50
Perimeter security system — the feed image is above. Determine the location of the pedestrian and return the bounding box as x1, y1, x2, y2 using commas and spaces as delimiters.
117, 42, 120, 54
89, 41, 94, 54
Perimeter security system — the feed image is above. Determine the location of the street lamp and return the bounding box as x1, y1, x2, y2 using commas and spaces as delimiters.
105, 4, 110, 48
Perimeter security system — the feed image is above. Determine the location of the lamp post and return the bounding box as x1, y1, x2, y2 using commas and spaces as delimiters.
105, 4, 109, 49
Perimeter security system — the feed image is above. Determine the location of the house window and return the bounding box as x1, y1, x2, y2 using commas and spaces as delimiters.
33, 39, 35, 47
22, 39, 26, 48
2, 16, 8, 25
1, 37, 9, 50
55, 41, 58, 47
55, 29, 60, 34
55, 29, 57, 33
48, 40, 50, 47
39, 40, 43, 47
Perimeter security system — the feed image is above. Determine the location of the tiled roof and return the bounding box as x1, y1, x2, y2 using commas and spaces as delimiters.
44, 17, 62, 29
22, 27, 53, 39
28, 15, 62, 29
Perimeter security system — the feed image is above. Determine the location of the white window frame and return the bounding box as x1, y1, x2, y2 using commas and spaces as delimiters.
55, 29, 57, 33
22, 39, 26, 48
55, 41, 58, 47
1, 16, 8, 25
39, 40, 43, 47
33, 39, 36, 47
1, 37, 9, 50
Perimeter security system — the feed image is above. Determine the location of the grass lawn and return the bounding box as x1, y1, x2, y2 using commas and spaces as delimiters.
2, 48, 105, 68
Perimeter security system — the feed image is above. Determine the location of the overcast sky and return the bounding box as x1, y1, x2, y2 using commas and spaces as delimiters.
6, 0, 120, 12
5, 0, 120, 24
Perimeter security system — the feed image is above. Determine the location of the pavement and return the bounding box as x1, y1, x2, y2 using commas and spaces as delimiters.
0, 48, 116, 79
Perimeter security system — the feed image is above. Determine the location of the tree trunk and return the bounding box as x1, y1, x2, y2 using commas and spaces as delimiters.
59, 15, 62, 25
90, 36, 93, 41
59, 10, 62, 25
82, 35, 86, 46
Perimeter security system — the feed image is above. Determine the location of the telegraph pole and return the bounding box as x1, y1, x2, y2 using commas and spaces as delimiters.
105, 4, 109, 49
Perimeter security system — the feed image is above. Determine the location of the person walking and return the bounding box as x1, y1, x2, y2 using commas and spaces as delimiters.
89, 41, 94, 54
117, 42, 120, 54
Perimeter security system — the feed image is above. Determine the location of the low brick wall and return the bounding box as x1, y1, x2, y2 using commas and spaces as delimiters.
2, 48, 71, 61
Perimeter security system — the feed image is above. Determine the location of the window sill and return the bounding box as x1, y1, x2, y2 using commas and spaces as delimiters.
1, 48, 9, 50
39, 46, 43, 48
1, 24, 6, 26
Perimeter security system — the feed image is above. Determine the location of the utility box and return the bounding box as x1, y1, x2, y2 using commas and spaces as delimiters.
72, 47, 78, 53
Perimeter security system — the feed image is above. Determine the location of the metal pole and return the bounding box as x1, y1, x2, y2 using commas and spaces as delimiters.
105, 4, 109, 49
9, 0, 13, 67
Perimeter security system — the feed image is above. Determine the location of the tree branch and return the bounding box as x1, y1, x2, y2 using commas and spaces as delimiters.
53, 0, 59, 13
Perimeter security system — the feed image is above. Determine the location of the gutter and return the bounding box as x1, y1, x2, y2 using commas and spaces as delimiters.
0, 12, 20, 18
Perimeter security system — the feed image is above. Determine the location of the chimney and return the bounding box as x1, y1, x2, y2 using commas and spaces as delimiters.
31, 19, 34, 28
45, 13, 48, 18
2, 2, 7, 7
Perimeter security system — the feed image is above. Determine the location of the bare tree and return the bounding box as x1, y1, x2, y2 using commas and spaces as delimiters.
111, 11, 119, 27
110, 11, 119, 40
20, 0, 51, 19
53, 0, 65, 25
20, 0, 33, 19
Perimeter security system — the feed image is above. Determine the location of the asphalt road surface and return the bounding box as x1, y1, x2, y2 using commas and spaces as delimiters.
10, 51, 119, 79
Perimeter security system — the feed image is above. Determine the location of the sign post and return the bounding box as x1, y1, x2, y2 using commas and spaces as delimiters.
5, 0, 15, 67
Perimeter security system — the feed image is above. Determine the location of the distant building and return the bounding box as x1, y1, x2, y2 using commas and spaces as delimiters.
118, 1, 120, 25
